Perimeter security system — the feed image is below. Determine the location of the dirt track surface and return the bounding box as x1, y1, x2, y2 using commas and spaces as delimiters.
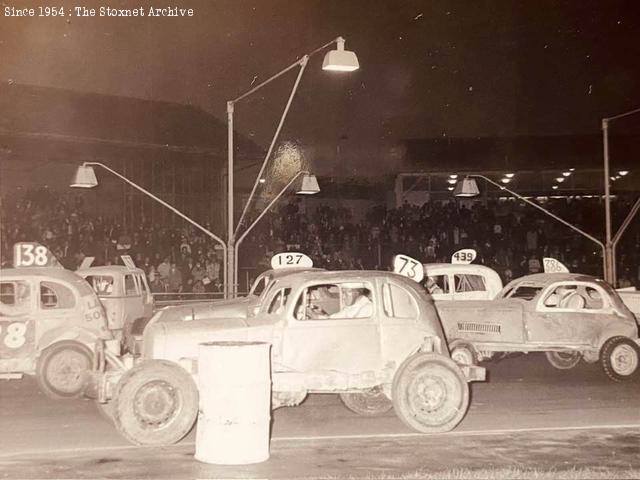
2, 426, 640, 479
2, 353, 640, 478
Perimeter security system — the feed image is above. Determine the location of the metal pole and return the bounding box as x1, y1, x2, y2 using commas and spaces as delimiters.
234, 56, 309, 238
233, 172, 306, 290
84, 162, 228, 292
226, 102, 235, 299
473, 174, 607, 263
602, 119, 614, 284
611, 197, 640, 284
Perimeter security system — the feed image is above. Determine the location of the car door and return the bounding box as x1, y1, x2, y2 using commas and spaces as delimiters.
35, 280, 80, 348
0, 279, 37, 372
280, 280, 382, 379
134, 272, 154, 319
525, 281, 610, 346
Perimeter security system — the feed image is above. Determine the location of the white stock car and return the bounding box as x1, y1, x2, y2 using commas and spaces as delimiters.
86, 269, 485, 446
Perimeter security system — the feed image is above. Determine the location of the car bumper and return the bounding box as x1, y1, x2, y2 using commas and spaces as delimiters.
461, 364, 486, 382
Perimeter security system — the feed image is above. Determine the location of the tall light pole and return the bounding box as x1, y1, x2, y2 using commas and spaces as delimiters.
71, 162, 228, 292
455, 175, 607, 274
226, 36, 359, 297
602, 107, 640, 285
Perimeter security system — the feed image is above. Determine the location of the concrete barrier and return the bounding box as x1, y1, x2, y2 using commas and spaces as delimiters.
195, 341, 272, 465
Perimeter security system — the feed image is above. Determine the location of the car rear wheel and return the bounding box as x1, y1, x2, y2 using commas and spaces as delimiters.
600, 336, 640, 382
36, 341, 92, 399
545, 351, 582, 370
113, 360, 198, 445
339, 387, 393, 416
392, 353, 469, 433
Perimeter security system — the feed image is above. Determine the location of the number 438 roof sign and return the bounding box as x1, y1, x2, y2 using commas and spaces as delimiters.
13, 243, 63, 269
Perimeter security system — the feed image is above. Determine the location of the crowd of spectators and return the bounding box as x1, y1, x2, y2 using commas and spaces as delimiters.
2, 187, 639, 293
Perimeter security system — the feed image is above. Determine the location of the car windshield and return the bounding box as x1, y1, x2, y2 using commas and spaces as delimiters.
500, 285, 543, 301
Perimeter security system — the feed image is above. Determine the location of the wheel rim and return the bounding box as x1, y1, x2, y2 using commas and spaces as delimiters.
133, 380, 180, 428
408, 372, 447, 414
556, 351, 578, 361
451, 347, 473, 365
47, 350, 89, 394
610, 344, 639, 376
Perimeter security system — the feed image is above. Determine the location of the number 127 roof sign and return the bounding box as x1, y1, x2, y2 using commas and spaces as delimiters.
271, 252, 313, 269
451, 249, 477, 265
13, 243, 62, 269
393, 254, 425, 283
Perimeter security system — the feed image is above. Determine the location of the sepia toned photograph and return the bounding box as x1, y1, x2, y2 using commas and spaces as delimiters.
0, 1, 639, 478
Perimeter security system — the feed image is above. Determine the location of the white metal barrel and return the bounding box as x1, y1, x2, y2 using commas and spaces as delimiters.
195, 341, 272, 465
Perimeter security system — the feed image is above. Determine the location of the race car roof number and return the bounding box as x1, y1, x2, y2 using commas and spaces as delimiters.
271, 252, 313, 270
543, 257, 570, 273
393, 254, 424, 283
451, 249, 477, 265
120, 255, 137, 271
13, 242, 61, 268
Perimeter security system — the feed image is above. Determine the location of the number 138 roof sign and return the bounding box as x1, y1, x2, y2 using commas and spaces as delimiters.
393, 254, 425, 283
451, 249, 477, 265
13, 243, 63, 269
271, 252, 313, 269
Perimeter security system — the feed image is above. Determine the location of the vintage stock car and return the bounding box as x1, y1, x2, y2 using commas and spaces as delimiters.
77, 263, 154, 352
436, 273, 640, 381
0, 266, 115, 398
87, 266, 485, 446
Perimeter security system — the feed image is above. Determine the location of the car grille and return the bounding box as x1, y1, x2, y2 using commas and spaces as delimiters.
457, 322, 501, 334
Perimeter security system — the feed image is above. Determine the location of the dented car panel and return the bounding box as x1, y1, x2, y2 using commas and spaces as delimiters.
438, 273, 639, 356
92, 269, 482, 402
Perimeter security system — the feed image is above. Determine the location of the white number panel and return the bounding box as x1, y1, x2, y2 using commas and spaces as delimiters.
271, 252, 313, 269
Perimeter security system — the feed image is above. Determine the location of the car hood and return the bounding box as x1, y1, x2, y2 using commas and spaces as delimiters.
143, 304, 277, 360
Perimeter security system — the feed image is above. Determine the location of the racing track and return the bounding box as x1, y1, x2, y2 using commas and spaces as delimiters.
1, 353, 639, 477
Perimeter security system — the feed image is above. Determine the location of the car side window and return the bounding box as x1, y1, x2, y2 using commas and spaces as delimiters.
85, 275, 115, 296
0, 281, 31, 316
294, 283, 372, 320
454, 274, 486, 292
423, 275, 449, 294
382, 283, 417, 319
267, 288, 291, 315
542, 283, 605, 311
124, 274, 138, 296
40, 281, 75, 309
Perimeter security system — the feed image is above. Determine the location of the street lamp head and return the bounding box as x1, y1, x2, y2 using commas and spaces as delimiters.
70, 164, 98, 188
322, 37, 359, 72
296, 174, 320, 195
454, 177, 480, 197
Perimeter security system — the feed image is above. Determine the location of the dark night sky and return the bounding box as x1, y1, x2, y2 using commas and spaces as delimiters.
1, 0, 639, 170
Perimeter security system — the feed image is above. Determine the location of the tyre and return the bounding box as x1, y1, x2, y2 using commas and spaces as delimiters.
339, 387, 393, 416
600, 336, 640, 382
545, 351, 582, 370
36, 341, 92, 399
450, 342, 477, 366
112, 360, 198, 445
392, 353, 469, 433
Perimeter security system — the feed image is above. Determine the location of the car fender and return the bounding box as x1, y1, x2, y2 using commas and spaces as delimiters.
36, 326, 98, 354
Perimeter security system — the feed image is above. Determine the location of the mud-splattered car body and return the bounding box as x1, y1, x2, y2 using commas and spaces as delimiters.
0, 267, 114, 398
89, 269, 485, 445
436, 273, 640, 381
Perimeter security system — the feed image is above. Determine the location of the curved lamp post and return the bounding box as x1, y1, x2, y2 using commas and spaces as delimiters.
233, 171, 319, 293
71, 162, 228, 292
602, 107, 640, 284
455, 175, 607, 276
226, 36, 359, 297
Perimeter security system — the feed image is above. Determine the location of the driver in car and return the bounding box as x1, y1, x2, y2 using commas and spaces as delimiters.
309, 287, 372, 319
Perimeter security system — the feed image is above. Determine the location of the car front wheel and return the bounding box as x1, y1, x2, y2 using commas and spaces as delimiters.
36, 341, 92, 399
392, 353, 469, 433
113, 360, 198, 445
600, 336, 640, 382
